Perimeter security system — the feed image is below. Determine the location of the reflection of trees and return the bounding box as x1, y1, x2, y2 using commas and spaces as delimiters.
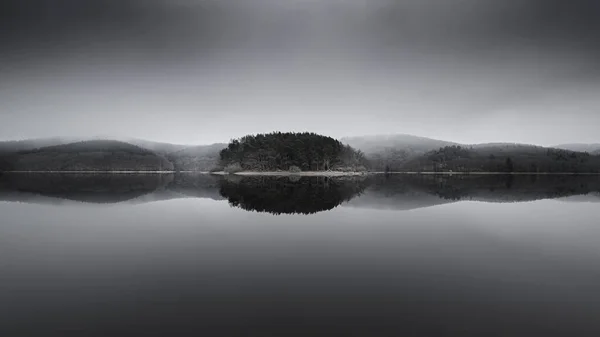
219, 177, 369, 215
0, 173, 174, 203
372, 174, 600, 203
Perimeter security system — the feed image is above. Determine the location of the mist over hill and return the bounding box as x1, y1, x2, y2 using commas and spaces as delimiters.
342, 134, 456, 171
0, 137, 79, 154
1, 140, 173, 172
124, 139, 189, 155
345, 135, 600, 173
167, 143, 227, 172
555, 143, 600, 154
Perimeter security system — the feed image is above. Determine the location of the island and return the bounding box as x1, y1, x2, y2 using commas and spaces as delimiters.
214, 132, 370, 176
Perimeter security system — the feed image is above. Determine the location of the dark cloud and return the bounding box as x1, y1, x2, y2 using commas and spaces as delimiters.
1, 0, 599, 145
2, 0, 599, 59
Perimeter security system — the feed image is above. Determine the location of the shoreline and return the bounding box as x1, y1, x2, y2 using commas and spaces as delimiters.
211, 171, 369, 177
211, 171, 600, 176
2, 171, 178, 174
2, 171, 600, 176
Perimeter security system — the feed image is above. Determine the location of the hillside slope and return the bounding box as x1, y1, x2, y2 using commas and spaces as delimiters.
2, 140, 174, 171
556, 143, 600, 154
342, 134, 456, 171
166, 143, 227, 171
0, 137, 79, 154
401, 145, 600, 173
124, 138, 190, 155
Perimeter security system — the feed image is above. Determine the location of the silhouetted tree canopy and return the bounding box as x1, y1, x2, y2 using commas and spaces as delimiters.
219, 132, 369, 172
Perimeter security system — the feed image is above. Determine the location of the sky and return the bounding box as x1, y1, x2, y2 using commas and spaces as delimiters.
1, 0, 599, 146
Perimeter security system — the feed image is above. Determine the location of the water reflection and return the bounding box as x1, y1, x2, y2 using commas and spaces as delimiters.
0, 173, 173, 204
1, 173, 599, 211
2, 173, 600, 336
219, 176, 369, 215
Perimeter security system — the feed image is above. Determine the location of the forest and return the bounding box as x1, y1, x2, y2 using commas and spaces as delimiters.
399, 145, 600, 173
219, 132, 369, 172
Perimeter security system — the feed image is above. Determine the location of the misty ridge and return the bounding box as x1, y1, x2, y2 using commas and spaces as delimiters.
1, 132, 600, 174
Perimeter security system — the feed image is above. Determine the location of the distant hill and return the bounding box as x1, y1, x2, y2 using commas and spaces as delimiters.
342, 134, 457, 171
124, 138, 190, 155
166, 143, 227, 172
1, 140, 173, 171
0, 137, 226, 172
401, 145, 600, 173
555, 143, 600, 154
343, 134, 600, 173
0, 137, 79, 154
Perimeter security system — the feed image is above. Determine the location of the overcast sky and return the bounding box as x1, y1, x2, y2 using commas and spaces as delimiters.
1, 0, 599, 146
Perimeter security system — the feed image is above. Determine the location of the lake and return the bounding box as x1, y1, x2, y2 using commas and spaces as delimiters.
1, 173, 600, 336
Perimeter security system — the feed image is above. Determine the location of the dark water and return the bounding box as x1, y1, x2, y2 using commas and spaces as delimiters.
1, 173, 600, 337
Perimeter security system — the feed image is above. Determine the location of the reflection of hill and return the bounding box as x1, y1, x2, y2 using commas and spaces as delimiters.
219, 177, 369, 215
2, 173, 600, 210
0, 173, 174, 204
0, 173, 224, 205
167, 174, 225, 201
558, 193, 600, 203
418, 175, 600, 202
347, 175, 600, 211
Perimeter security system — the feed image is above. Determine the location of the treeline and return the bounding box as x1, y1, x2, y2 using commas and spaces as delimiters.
399, 145, 600, 173
219, 132, 369, 172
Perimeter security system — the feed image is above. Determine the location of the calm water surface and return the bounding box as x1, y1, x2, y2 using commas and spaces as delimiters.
1, 173, 600, 336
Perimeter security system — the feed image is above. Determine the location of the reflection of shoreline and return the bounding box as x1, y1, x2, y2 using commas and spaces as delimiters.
381, 172, 600, 175
211, 171, 368, 177
347, 175, 600, 211
2, 173, 600, 209
4, 171, 600, 176
6, 171, 177, 174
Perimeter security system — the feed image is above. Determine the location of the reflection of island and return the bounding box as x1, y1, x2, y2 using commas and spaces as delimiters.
219, 176, 369, 215
347, 174, 600, 211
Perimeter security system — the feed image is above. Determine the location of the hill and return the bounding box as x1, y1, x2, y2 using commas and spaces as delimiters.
124, 138, 190, 155
342, 134, 456, 171
343, 134, 600, 173
555, 143, 600, 154
167, 143, 227, 172
400, 145, 600, 173
0, 137, 78, 154
220, 132, 368, 172
1, 140, 174, 171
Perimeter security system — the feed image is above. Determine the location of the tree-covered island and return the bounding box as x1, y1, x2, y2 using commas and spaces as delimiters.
218, 132, 369, 173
